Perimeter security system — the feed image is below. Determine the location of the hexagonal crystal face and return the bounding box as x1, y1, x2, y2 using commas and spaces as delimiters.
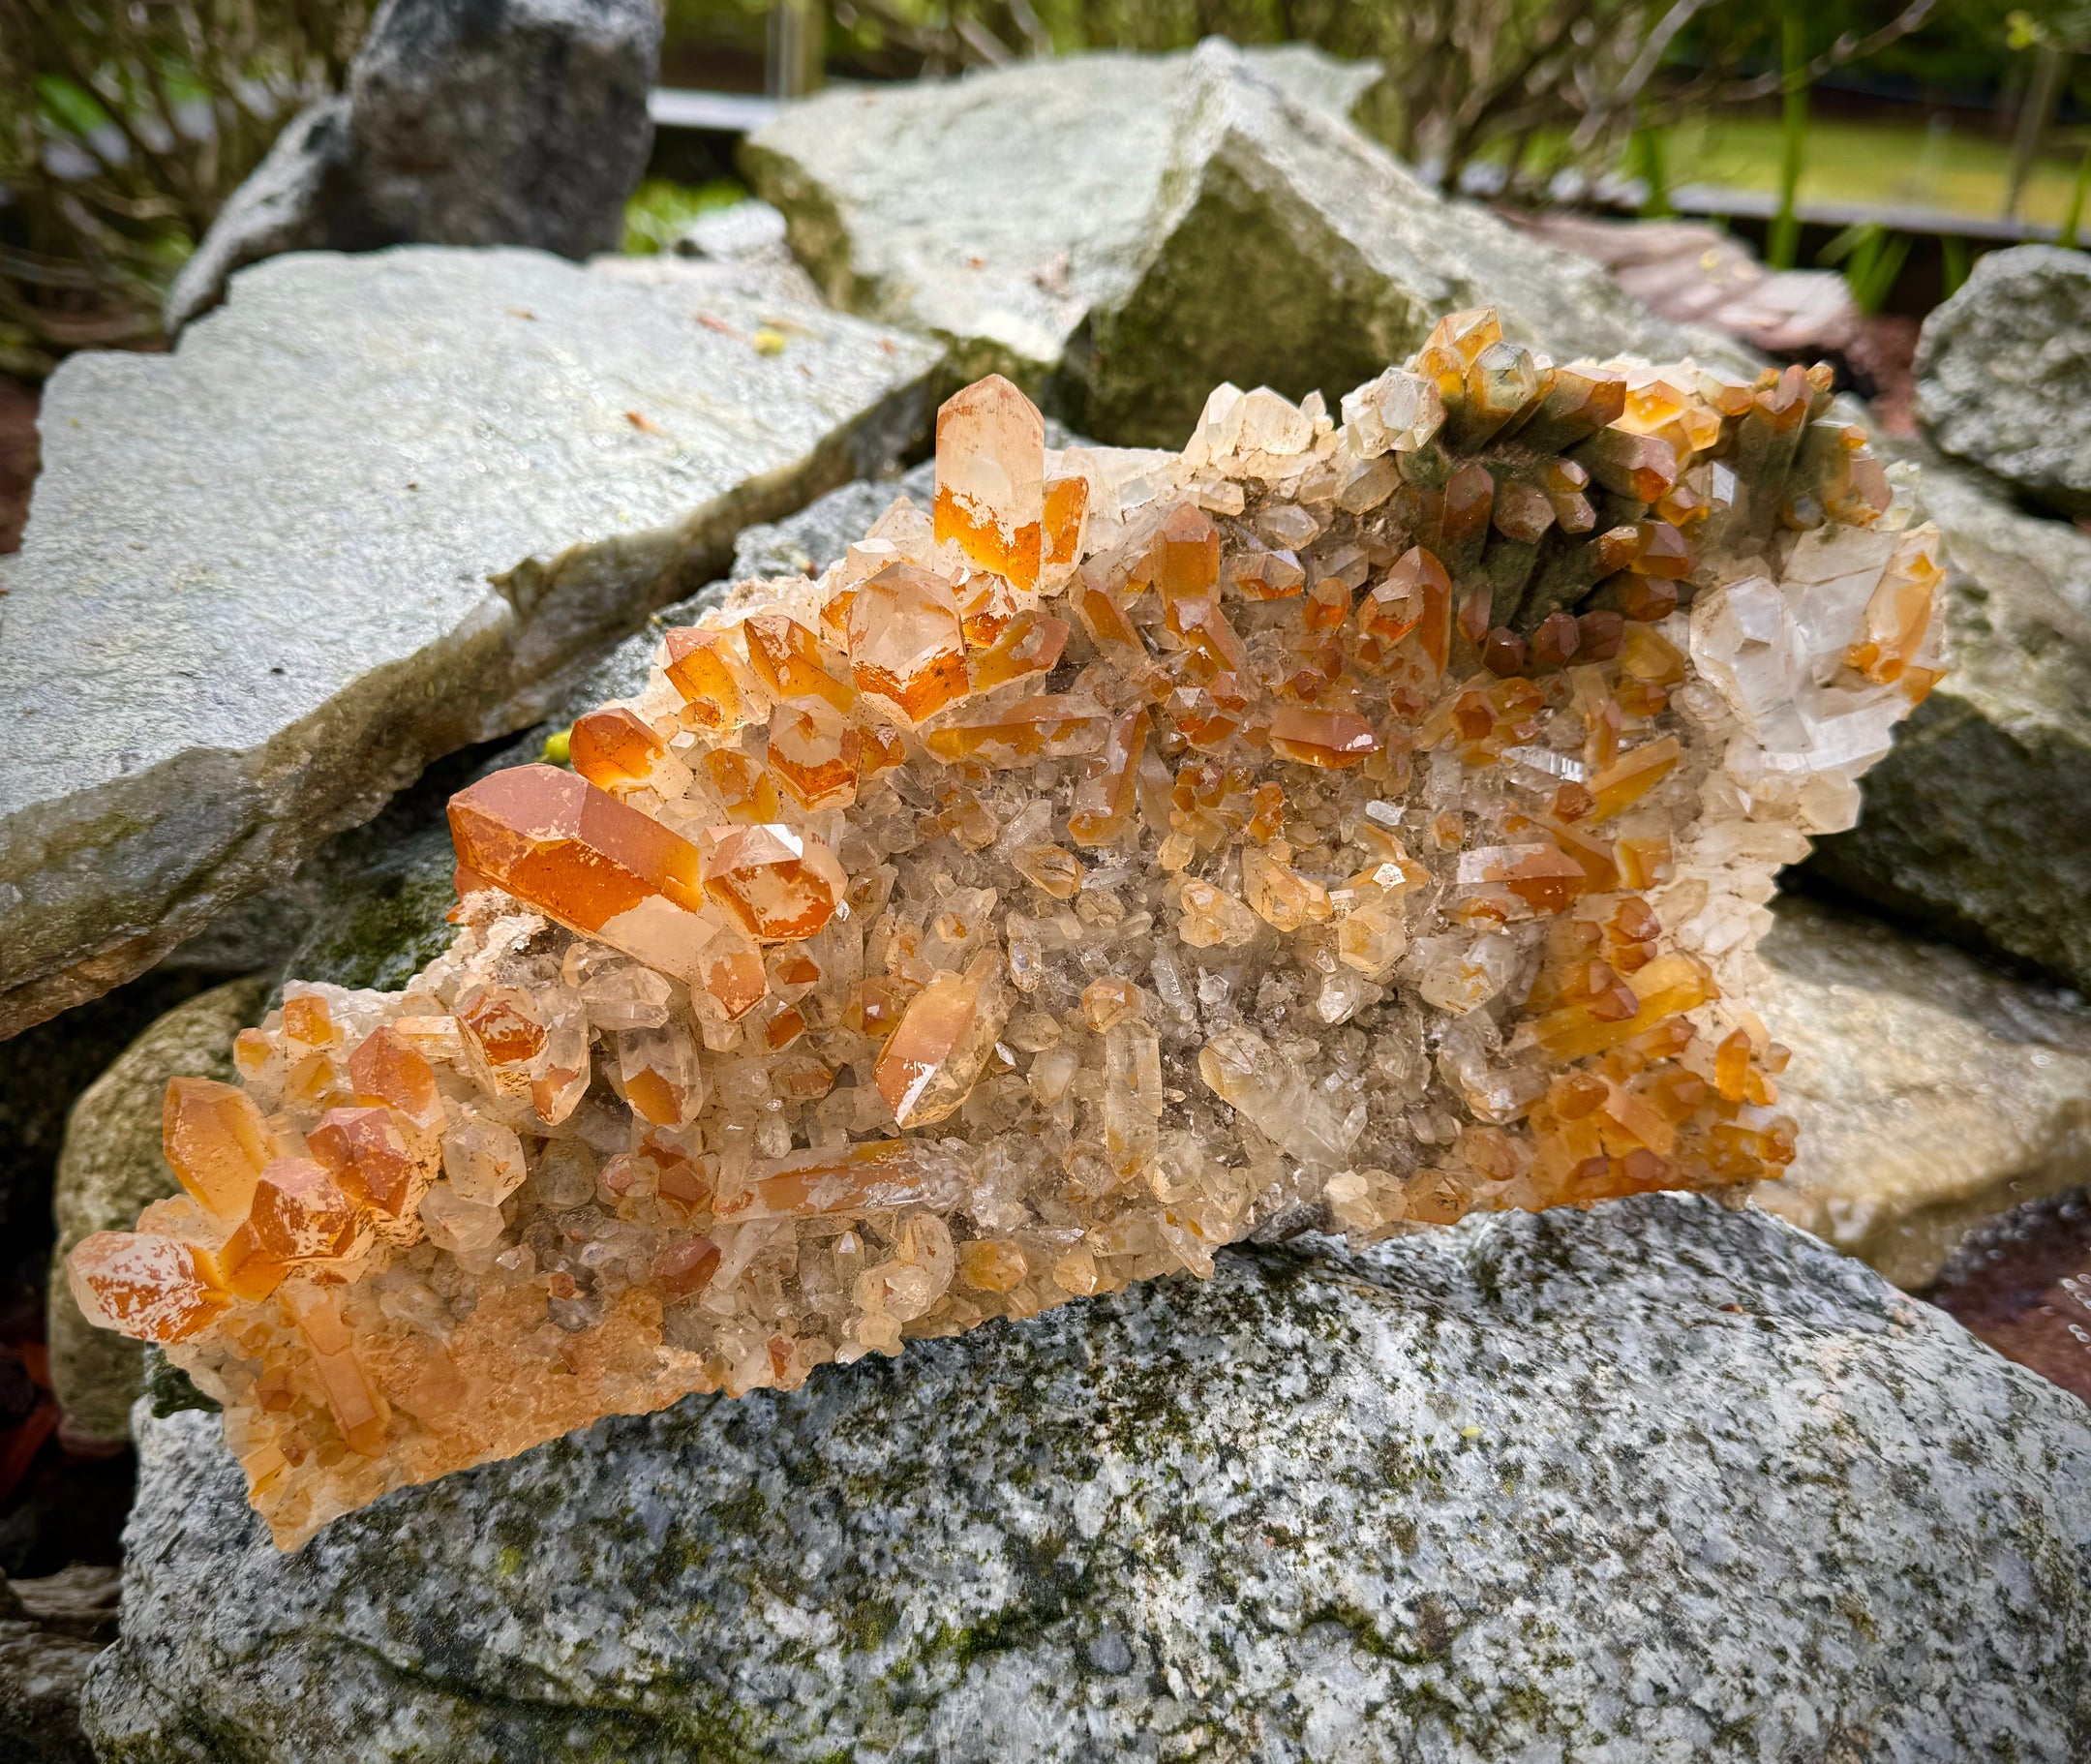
74, 325, 1944, 1551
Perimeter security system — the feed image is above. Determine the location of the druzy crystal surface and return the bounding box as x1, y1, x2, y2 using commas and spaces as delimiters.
73, 312, 1943, 1548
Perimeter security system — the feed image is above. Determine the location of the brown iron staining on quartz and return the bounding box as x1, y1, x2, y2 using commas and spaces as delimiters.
72, 321, 1944, 1548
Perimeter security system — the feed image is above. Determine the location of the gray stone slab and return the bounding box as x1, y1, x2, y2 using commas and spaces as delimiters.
742, 42, 1388, 404
81, 1195, 2091, 1762
1757, 893, 2091, 1288
744, 41, 1748, 447
0, 245, 942, 1038
1084, 42, 1746, 445
1915, 243, 2091, 517
166, 0, 663, 331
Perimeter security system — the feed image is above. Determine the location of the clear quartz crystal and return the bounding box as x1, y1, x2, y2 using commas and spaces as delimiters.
78, 322, 1940, 1550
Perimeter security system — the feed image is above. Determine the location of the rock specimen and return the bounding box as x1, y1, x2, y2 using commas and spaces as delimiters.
70, 324, 1942, 1548
743, 40, 1742, 447
0, 245, 941, 1040
165, 0, 663, 331
1806, 441, 2091, 988
1915, 243, 2091, 517
1755, 895, 2091, 1289
80, 1198, 2091, 1762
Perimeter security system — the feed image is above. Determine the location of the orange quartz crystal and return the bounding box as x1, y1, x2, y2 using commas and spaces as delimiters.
934, 374, 1045, 590
847, 563, 970, 722
449, 766, 718, 985
700, 823, 848, 941
68, 1232, 227, 1342
767, 698, 862, 809
569, 706, 685, 798
75, 322, 1941, 1550
162, 1077, 273, 1222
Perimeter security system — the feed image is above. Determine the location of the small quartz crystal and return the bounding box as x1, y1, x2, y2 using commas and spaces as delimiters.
77, 322, 1942, 1549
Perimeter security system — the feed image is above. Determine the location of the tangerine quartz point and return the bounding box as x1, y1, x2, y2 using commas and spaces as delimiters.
847, 563, 970, 722
69, 1232, 226, 1342
934, 373, 1045, 590
570, 705, 688, 798
448, 765, 721, 985
71, 335, 1946, 1550
700, 823, 848, 941
162, 1076, 273, 1222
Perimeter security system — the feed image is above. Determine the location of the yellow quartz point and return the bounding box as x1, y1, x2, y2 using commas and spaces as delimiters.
934, 374, 1046, 591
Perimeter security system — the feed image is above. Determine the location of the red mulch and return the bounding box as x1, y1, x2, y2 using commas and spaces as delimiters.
0, 376, 38, 556
1923, 1191, 2091, 1406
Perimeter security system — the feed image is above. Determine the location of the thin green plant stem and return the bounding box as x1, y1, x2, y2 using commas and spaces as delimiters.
2062, 145, 2091, 250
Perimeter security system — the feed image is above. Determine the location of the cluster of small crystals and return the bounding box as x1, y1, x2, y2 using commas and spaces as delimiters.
70, 309, 1945, 1548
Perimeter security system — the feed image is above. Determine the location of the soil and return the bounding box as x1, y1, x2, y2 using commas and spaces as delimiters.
0, 376, 38, 556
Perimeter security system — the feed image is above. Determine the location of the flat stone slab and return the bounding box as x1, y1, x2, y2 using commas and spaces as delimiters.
1757, 894, 2091, 1288
0, 245, 942, 1037
82, 1196, 2091, 1762
743, 43, 1383, 403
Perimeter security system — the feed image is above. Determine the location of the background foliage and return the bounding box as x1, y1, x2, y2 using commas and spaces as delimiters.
0, 0, 367, 375
2, 0, 2087, 376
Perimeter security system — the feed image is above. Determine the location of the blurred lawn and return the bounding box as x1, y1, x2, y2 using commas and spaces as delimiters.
621, 177, 747, 254
1658, 114, 2091, 227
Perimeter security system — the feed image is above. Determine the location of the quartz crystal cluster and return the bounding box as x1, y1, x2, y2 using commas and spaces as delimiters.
71, 311, 1943, 1548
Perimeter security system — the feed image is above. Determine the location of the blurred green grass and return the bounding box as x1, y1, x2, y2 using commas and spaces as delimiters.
1657, 113, 2091, 226
621, 177, 749, 254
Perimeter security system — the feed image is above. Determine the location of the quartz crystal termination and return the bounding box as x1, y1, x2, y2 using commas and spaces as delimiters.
71, 316, 1944, 1549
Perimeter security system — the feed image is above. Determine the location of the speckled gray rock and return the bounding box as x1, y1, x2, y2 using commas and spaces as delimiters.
744, 42, 1383, 405
46, 977, 271, 1448
166, 0, 661, 331
729, 459, 936, 581
0, 246, 941, 1039
1757, 894, 2091, 1288
1915, 244, 2091, 516
1806, 443, 2091, 989
745, 41, 1740, 447
80, 1196, 2091, 1762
